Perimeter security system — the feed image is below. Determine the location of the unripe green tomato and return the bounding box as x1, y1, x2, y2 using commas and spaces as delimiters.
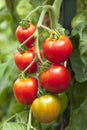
58, 92, 68, 113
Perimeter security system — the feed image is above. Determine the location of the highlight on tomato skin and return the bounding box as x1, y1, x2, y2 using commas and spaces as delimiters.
42, 36, 73, 64
31, 94, 61, 123
13, 77, 38, 105
40, 64, 71, 94
15, 23, 36, 48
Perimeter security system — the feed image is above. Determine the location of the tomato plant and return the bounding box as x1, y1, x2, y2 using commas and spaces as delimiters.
32, 94, 61, 123
14, 46, 37, 73
42, 36, 73, 63
40, 64, 71, 94
16, 23, 36, 48
2, 0, 87, 130
13, 77, 38, 105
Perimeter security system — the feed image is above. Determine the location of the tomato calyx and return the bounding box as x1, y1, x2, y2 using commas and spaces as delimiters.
19, 19, 30, 29
50, 31, 59, 41
17, 45, 27, 54
39, 60, 52, 73
19, 72, 27, 80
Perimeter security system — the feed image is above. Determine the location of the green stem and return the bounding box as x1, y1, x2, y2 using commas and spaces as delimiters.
50, 0, 63, 29
37, 9, 47, 27
25, 6, 43, 19
27, 107, 32, 130
40, 25, 52, 32
35, 29, 43, 63
25, 5, 52, 20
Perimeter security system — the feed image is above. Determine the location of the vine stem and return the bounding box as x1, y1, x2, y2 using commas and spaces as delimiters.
40, 25, 52, 32
35, 29, 43, 64
25, 5, 52, 20
50, 0, 63, 29
27, 107, 32, 130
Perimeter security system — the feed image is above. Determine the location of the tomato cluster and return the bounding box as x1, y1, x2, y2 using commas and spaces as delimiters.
13, 21, 73, 124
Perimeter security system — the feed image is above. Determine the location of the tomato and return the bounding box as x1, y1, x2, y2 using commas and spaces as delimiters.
32, 94, 61, 123
42, 36, 73, 63
16, 23, 36, 48
13, 77, 38, 105
58, 92, 68, 113
40, 64, 71, 94
14, 47, 37, 73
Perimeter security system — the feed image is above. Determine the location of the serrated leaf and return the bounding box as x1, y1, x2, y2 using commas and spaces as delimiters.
65, 96, 87, 130
2, 122, 26, 130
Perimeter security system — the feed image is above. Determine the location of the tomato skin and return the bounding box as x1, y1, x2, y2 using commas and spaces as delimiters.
13, 77, 38, 105
40, 64, 71, 94
42, 36, 73, 63
32, 94, 61, 123
16, 23, 36, 48
14, 47, 37, 73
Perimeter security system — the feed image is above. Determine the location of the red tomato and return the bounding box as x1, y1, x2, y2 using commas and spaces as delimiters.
16, 23, 36, 48
40, 64, 71, 94
32, 94, 61, 123
42, 36, 73, 63
13, 77, 38, 105
14, 47, 37, 73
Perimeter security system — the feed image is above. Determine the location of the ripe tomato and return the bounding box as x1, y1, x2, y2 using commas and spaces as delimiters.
13, 77, 38, 105
14, 47, 37, 73
40, 64, 71, 94
16, 23, 36, 48
42, 36, 73, 63
32, 94, 61, 123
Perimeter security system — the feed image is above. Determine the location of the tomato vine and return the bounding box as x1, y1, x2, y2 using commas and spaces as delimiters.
1, 0, 73, 130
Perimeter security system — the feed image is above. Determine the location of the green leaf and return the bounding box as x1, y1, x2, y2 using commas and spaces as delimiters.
15, 111, 28, 124
7, 98, 24, 115
79, 23, 87, 70
0, 62, 8, 79
65, 96, 87, 130
2, 122, 26, 130
68, 81, 87, 110
70, 35, 87, 82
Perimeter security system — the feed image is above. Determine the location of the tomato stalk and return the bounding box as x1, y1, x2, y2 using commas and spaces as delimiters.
51, 0, 63, 29
25, 5, 52, 21
27, 107, 32, 130
35, 29, 43, 64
